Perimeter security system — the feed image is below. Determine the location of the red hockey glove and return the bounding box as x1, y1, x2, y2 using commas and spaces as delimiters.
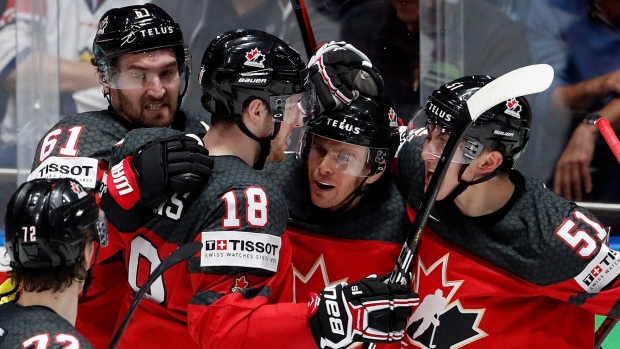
309, 41, 384, 114
106, 134, 213, 210
308, 276, 419, 349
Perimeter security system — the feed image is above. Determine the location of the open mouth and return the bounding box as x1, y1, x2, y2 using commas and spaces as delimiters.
315, 180, 335, 190
145, 103, 165, 111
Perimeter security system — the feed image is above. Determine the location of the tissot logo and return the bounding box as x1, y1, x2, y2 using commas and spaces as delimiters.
427, 101, 454, 122
204, 239, 279, 255
201, 231, 282, 272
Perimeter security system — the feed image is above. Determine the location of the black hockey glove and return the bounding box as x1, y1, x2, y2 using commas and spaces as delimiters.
309, 41, 384, 113
106, 134, 213, 210
308, 276, 418, 349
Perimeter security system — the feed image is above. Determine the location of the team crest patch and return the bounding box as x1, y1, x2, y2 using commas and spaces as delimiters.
97, 16, 108, 34
244, 48, 266, 68
504, 98, 522, 118
231, 275, 250, 293
388, 107, 398, 127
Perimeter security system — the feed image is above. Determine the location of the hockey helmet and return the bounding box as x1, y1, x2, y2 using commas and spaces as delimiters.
93, 3, 190, 91
411, 75, 531, 168
199, 29, 314, 126
298, 94, 401, 176
4, 178, 107, 269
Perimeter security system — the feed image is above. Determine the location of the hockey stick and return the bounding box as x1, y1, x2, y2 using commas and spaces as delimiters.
290, 0, 317, 59
593, 117, 620, 349
389, 64, 555, 285
108, 241, 203, 349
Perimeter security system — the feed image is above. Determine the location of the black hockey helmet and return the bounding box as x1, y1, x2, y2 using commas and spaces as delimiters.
414, 75, 531, 168
199, 28, 313, 123
4, 178, 107, 269
93, 4, 190, 91
298, 94, 401, 177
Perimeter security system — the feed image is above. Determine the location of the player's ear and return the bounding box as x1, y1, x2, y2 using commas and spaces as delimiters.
245, 98, 269, 125
477, 149, 503, 174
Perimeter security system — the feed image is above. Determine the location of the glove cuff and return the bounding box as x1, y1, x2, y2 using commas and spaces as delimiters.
107, 156, 141, 210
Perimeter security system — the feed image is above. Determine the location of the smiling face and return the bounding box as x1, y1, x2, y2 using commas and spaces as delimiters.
105, 48, 181, 127
306, 135, 378, 210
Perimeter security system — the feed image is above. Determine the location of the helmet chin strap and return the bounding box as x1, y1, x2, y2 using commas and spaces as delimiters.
234, 116, 281, 170
441, 163, 500, 202
79, 241, 101, 302
334, 176, 369, 213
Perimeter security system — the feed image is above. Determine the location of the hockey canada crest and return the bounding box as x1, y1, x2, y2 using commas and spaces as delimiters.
97, 16, 108, 34
231, 275, 250, 293
388, 107, 398, 127
504, 98, 522, 119
244, 48, 266, 68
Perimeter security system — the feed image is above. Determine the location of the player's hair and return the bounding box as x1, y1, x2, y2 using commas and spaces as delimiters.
9, 228, 97, 293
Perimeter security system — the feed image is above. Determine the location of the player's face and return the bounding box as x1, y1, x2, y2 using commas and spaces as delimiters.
420, 128, 468, 201
307, 136, 369, 210
266, 97, 305, 163
107, 49, 180, 127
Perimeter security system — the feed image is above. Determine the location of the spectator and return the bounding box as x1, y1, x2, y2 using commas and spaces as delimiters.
340, 0, 531, 123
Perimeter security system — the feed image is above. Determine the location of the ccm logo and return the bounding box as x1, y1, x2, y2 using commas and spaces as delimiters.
110, 161, 135, 195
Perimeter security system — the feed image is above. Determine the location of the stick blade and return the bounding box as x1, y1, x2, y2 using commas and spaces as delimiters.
467, 64, 554, 120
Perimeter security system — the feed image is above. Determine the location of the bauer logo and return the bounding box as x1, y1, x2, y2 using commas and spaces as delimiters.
28, 157, 98, 190
201, 231, 281, 272
575, 244, 620, 293
237, 77, 267, 84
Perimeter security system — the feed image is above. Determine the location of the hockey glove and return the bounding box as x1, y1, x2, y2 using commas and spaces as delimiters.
308, 276, 419, 349
309, 41, 384, 113
106, 134, 213, 210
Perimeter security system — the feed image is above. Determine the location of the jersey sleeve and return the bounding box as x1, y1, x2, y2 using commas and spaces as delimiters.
186, 187, 316, 349
542, 205, 620, 319
29, 116, 119, 192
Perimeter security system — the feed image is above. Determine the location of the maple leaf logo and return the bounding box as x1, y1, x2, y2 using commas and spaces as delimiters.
244, 48, 266, 68
98, 16, 108, 34
231, 275, 250, 293
246, 48, 259, 60
388, 107, 398, 126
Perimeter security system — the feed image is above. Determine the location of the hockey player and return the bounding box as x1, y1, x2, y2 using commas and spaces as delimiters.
262, 93, 417, 349
101, 30, 417, 349
0, 178, 107, 349
396, 75, 618, 348
15, 4, 213, 348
